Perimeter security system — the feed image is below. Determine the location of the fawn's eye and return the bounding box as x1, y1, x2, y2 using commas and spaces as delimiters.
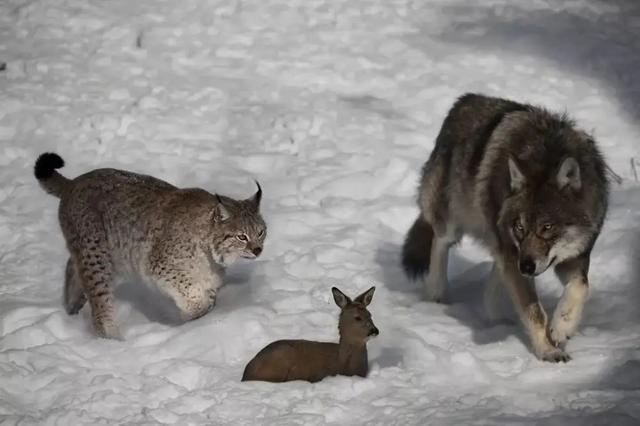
354, 316, 362, 322
236, 234, 248, 242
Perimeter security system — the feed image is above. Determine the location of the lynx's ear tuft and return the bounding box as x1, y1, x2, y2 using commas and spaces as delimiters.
246, 181, 262, 210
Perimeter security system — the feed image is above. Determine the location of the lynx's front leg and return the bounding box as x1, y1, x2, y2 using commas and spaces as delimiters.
497, 256, 571, 362
550, 256, 590, 346
151, 260, 224, 322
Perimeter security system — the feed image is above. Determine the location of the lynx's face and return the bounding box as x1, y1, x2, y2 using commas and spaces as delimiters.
211, 183, 267, 265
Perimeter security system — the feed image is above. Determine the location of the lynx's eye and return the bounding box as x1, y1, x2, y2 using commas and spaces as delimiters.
236, 234, 248, 242
257, 229, 265, 238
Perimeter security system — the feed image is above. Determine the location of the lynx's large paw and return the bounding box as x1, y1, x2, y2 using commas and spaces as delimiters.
94, 321, 123, 341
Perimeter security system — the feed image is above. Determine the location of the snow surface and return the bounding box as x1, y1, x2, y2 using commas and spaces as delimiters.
1, 0, 640, 424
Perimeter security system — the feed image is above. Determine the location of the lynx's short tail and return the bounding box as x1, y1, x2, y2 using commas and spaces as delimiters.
34, 152, 71, 198
401, 215, 434, 280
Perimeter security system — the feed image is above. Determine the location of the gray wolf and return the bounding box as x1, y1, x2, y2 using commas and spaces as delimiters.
402, 94, 609, 362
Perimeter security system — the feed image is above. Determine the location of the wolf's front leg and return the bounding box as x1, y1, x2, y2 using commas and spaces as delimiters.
550, 256, 590, 346
497, 257, 571, 362
152, 261, 224, 322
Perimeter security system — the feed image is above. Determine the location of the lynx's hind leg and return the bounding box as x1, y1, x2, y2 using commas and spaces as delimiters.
64, 257, 87, 315
70, 234, 121, 340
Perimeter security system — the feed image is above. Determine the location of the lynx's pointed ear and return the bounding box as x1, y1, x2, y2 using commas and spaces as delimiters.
508, 157, 526, 192
246, 180, 262, 210
354, 286, 375, 306
332, 287, 351, 309
557, 157, 581, 190
214, 195, 231, 222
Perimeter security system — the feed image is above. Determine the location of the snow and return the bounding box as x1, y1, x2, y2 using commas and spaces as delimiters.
1, 0, 640, 424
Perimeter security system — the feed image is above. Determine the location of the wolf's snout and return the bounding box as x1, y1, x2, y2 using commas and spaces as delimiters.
368, 326, 379, 337
519, 258, 536, 276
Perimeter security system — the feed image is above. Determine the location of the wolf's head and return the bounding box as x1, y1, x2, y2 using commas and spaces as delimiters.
498, 157, 595, 276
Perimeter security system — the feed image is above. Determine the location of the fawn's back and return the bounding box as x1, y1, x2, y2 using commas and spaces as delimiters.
242, 286, 377, 383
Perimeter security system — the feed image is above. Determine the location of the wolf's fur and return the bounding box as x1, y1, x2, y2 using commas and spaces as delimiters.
242, 287, 378, 383
35, 153, 266, 339
402, 94, 609, 362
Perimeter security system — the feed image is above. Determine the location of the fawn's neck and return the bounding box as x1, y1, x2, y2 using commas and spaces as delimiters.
337, 339, 368, 377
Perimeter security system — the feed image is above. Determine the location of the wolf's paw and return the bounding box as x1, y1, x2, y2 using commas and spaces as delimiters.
550, 310, 579, 346
537, 346, 571, 363
424, 279, 445, 303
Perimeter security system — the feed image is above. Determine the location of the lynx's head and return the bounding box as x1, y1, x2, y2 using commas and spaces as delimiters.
211, 182, 267, 265
498, 157, 597, 277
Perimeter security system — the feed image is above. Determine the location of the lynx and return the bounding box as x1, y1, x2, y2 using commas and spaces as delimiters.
35, 153, 266, 339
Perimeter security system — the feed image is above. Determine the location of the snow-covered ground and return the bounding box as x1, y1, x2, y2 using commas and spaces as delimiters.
1, 0, 639, 424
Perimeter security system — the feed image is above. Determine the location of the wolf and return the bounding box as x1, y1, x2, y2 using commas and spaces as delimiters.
402, 94, 609, 362
35, 153, 266, 339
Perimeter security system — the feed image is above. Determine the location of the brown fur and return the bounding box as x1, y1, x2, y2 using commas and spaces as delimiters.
242, 287, 378, 383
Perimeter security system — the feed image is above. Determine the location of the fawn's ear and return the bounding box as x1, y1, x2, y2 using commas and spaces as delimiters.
354, 286, 375, 306
332, 287, 351, 309
214, 195, 231, 222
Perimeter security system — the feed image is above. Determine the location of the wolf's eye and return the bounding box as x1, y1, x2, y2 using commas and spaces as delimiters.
542, 223, 553, 231
514, 219, 524, 232
236, 234, 248, 242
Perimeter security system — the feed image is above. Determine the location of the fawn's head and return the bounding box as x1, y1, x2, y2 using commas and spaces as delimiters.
331, 286, 379, 344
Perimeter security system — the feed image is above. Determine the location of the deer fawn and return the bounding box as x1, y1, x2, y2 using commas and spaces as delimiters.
242, 286, 379, 383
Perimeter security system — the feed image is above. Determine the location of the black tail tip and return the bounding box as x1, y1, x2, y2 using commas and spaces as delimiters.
34, 152, 64, 180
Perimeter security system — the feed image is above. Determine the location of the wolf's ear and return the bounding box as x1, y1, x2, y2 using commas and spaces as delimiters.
246, 181, 262, 210
508, 157, 526, 192
354, 286, 375, 306
557, 157, 581, 190
214, 195, 231, 222
332, 287, 351, 309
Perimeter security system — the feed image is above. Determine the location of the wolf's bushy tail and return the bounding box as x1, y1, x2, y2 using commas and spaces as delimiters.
401, 215, 433, 280
34, 152, 70, 198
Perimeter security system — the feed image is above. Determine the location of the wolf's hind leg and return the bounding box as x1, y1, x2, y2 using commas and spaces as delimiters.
424, 235, 453, 303
64, 257, 87, 315
550, 256, 589, 346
